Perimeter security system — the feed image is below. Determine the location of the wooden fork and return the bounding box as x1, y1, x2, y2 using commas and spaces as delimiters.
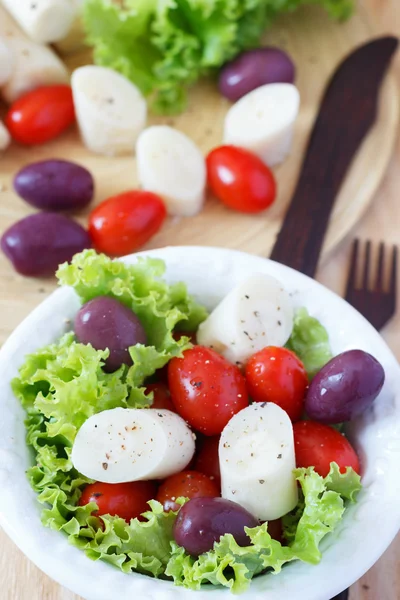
331, 240, 398, 600
345, 239, 397, 330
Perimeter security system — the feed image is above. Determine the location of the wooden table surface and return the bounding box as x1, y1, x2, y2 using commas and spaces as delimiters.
1, 0, 400, 598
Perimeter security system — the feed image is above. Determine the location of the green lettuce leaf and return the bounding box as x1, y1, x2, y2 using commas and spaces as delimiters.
286, 307, 333, 378
166, 463, 361, 592
66, 500, 180, 577
82, 0, 353, 114
56, 250, 207, 352
15, 249, 207, 531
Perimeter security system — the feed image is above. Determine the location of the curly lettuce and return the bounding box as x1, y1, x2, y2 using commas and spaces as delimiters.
82, 0, 354, 114
286, 307, 333, 378
165, 463, 361, 592
14, 250, 207, 531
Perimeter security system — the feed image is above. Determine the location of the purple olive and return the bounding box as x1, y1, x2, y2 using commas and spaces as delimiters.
305, 349, 385, 424
173, 497, 259, 556
14, 159, 94, 211
1, 213, 91, 277
74, 296, 147, 372
219, 47, 295, 102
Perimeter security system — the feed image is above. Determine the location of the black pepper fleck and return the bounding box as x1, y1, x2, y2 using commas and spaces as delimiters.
259, 479, 265, 484
102, 462, 108, 470
277, 454, 282, 459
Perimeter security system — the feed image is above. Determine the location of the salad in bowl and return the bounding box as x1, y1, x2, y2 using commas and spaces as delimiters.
0, 246, 399, 600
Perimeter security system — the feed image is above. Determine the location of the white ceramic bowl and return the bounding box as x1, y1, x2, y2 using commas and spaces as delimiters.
0, 246, 399, 600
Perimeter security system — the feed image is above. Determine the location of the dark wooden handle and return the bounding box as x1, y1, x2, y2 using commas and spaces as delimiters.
270, 36, 398, 278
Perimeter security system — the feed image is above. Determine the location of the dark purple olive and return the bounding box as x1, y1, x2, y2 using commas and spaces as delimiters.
14, 159, 94, 211
173, 497, 258, 556
74, 296, 147, 372
219, 47, 295, 102
305, 349, 385, 424
1, 213, 91, 277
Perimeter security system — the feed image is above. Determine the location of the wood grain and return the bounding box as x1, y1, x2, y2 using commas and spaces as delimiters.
0, 1, 399, 599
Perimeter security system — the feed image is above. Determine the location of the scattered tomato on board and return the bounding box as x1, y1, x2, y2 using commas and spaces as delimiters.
206, 145, 277, 213
88, 190, 167, 256
6, 85, 75, 145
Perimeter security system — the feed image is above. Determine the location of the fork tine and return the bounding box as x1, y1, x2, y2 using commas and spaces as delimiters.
362, 240, 371, 290
390, 245, 398, 294
345, 239, 359, 298
375, 242, 385, 291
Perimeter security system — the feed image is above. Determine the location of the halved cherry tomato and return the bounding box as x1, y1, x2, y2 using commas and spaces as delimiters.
6, 85, 75, 145
206, 145, 276, 213
88, 190, 166, 256
245, 347, 308, 422
293, 420, 360, 477
145, 382, 176, 412
194, 435, 221, 485
156, 470, 220, 507
168, 345, 249, 436
79, 481, 157, 522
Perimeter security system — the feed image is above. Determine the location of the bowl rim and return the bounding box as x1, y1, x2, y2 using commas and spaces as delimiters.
0, 245, 400, 600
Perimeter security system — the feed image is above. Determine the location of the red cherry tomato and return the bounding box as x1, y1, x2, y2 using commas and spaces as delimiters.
293, 421, 360, 477
145, 382, 176, 412
88, 191, 166, 256
245, 347, 308, 422
168, 345, 249, 436
206, 145, 276, 213
6, 85, 75, 145
156, 470, 220, 506
79, 481, 157, 522
194, 435, 221, 485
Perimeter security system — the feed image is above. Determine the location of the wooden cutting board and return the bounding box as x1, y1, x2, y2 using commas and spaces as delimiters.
0, 5, 399, 346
